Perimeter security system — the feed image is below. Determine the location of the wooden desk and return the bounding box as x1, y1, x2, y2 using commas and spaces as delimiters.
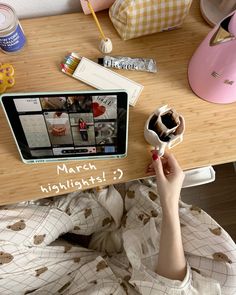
1, 0, 236, 205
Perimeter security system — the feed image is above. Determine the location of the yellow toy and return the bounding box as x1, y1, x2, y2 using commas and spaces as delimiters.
0, 63, 15, 93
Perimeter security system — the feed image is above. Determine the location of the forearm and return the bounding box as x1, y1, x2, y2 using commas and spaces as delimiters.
156, 201, 186, 281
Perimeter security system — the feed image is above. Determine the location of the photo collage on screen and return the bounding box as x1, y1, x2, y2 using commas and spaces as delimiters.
13, 95, 118, 158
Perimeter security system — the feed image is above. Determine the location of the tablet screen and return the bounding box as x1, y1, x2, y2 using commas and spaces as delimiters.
1, 91, 128, 163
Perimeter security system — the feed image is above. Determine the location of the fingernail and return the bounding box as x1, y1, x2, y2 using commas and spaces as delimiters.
152, 153, 158, 161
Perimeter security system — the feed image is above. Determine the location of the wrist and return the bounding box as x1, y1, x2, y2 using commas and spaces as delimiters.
161, 203, 179, 218
162, 209, 181, 232
161, 195, 179, 210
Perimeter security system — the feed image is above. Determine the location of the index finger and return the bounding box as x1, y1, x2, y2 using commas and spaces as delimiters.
151, 150, 165, 180
163, 152, 182, 172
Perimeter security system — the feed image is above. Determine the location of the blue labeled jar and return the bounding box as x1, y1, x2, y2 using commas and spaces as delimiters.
0, 3, 26, 53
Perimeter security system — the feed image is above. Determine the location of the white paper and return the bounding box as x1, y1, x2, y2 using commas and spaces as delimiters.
72, 57, 143, 106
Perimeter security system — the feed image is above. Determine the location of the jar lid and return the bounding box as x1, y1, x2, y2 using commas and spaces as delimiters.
0, 4, 16, 33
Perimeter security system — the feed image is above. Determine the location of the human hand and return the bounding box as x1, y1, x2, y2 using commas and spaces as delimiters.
146, 151, 185, 212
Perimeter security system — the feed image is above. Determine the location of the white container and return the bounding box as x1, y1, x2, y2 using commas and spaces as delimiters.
144, 105, 185, 156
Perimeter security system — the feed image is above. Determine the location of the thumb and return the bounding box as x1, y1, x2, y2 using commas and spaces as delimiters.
152, 151, 165, 180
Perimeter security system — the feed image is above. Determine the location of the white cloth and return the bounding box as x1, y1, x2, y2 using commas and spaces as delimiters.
0, 179, 235, 294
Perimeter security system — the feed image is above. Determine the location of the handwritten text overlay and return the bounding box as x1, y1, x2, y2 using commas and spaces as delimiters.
40, 163, 123, 194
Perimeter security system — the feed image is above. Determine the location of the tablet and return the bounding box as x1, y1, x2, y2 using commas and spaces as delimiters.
0, 90, 129, 164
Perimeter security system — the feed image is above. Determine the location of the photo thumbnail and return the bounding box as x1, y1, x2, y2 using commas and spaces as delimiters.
92, 95, 117, 120
40, 97, 67, 110
68, 95, 93, 112
69, 113, 95, 146
44, 112, 73, 145
95, 122, 117, 145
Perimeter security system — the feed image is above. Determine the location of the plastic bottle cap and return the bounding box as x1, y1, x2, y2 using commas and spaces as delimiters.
97, 58, 104, 65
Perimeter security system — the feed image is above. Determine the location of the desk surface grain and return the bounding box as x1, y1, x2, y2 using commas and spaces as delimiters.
0, 0, 235, 205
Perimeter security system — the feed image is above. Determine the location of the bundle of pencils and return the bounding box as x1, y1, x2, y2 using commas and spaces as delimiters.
60, 53, 81, 76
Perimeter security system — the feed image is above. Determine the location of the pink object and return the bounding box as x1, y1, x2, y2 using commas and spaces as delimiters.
80, 0, 115, 15
188, 10, 236, 104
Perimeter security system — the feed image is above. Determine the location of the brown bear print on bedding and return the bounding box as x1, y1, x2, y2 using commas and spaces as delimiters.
35, 267, 48, 277
96, 260, 108, 272
7, 220, 26, 231
213, 252, 232, 263
33, 234, 46, 245
0, 252, 13, 265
